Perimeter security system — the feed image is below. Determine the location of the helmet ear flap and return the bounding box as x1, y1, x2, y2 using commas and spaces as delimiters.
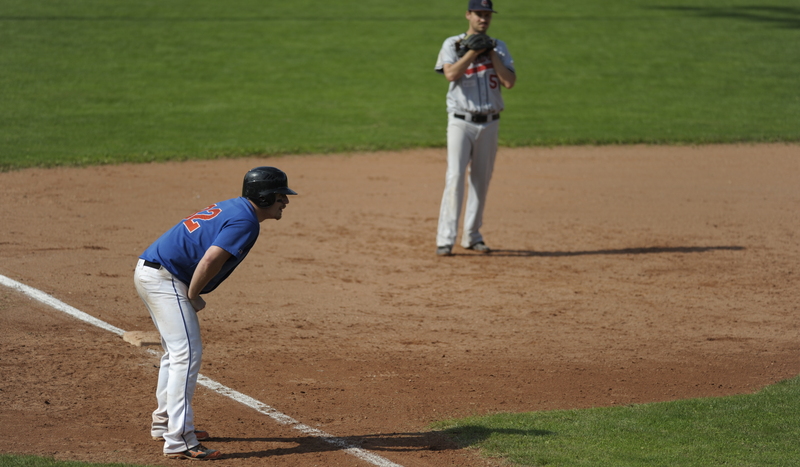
259, 193, 277, 208
252, 192, 277, 208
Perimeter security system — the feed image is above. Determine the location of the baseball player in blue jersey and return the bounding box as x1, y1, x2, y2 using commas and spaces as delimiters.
133, 167, 296, 460
435, 0, 516, 256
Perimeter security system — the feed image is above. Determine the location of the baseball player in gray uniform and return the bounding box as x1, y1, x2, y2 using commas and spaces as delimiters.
435, 0, 516, 256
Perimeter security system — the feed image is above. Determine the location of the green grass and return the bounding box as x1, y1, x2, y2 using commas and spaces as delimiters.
9, 378, 800, 467
1, 0, 798, 169
8, 379, 800, 466
0, 455, 156, 467
1, 1, 799, 464
433, 376, 800, 466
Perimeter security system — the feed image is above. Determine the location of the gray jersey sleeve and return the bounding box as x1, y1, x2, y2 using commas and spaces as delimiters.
435, 35, 463, 74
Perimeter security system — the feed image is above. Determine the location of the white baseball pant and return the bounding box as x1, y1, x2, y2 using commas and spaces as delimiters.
436, 114, 499, 249
133, 259, 203, 454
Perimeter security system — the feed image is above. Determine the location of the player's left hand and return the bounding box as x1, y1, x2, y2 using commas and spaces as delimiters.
190, 296, 206, 313
459, 33, 496, 57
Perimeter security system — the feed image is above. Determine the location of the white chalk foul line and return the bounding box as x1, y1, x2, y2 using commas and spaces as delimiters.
0, 275, 126, 336
197, 375, 404, 467
0, 274, 404, 467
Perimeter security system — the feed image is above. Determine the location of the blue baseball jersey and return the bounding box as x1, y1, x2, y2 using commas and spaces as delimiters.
140, 197, 261, 294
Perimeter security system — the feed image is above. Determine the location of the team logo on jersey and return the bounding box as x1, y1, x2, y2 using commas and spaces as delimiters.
182, 204, 222, 233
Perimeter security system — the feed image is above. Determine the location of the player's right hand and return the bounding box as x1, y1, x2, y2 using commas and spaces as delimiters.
190, 296, 206, 313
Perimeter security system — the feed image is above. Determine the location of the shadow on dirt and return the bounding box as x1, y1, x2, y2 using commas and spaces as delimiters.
216, 427, 550, 459
456, 245, 745, 257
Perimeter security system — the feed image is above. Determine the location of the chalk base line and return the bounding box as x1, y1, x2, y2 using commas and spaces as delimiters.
0, 274, 404, 467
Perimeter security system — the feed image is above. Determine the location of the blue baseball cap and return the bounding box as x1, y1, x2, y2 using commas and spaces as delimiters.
468, 0, 497, 13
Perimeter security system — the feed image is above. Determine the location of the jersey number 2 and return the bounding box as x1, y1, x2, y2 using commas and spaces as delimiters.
183, 204, 222, 233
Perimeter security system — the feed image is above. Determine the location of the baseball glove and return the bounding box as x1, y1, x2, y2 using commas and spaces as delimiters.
457, 33, 497, 58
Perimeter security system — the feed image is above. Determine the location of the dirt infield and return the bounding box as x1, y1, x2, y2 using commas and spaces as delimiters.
1, 144, 799, 466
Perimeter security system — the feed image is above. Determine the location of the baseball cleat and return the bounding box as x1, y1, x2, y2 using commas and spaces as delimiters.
436, 245, 453, 256
164, 444, 221, 460
153, 429, 210, 442
466, 241, 491, 253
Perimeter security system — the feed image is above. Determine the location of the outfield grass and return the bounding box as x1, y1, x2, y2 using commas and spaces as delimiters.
433, 376, 800, 466
1, 0, 798, 169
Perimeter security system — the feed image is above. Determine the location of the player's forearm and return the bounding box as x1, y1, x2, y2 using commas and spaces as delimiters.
490, 52, 516, 89
187, 247, 230, 299
187, 265, 219, 299
443, 52, 481, 81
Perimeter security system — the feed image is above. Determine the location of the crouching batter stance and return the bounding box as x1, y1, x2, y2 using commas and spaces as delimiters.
435, 0, 516, 256
134, 167, 297, 460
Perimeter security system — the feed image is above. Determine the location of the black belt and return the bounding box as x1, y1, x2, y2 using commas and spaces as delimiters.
454, 113, 500, 123
143, 260, 161, 270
